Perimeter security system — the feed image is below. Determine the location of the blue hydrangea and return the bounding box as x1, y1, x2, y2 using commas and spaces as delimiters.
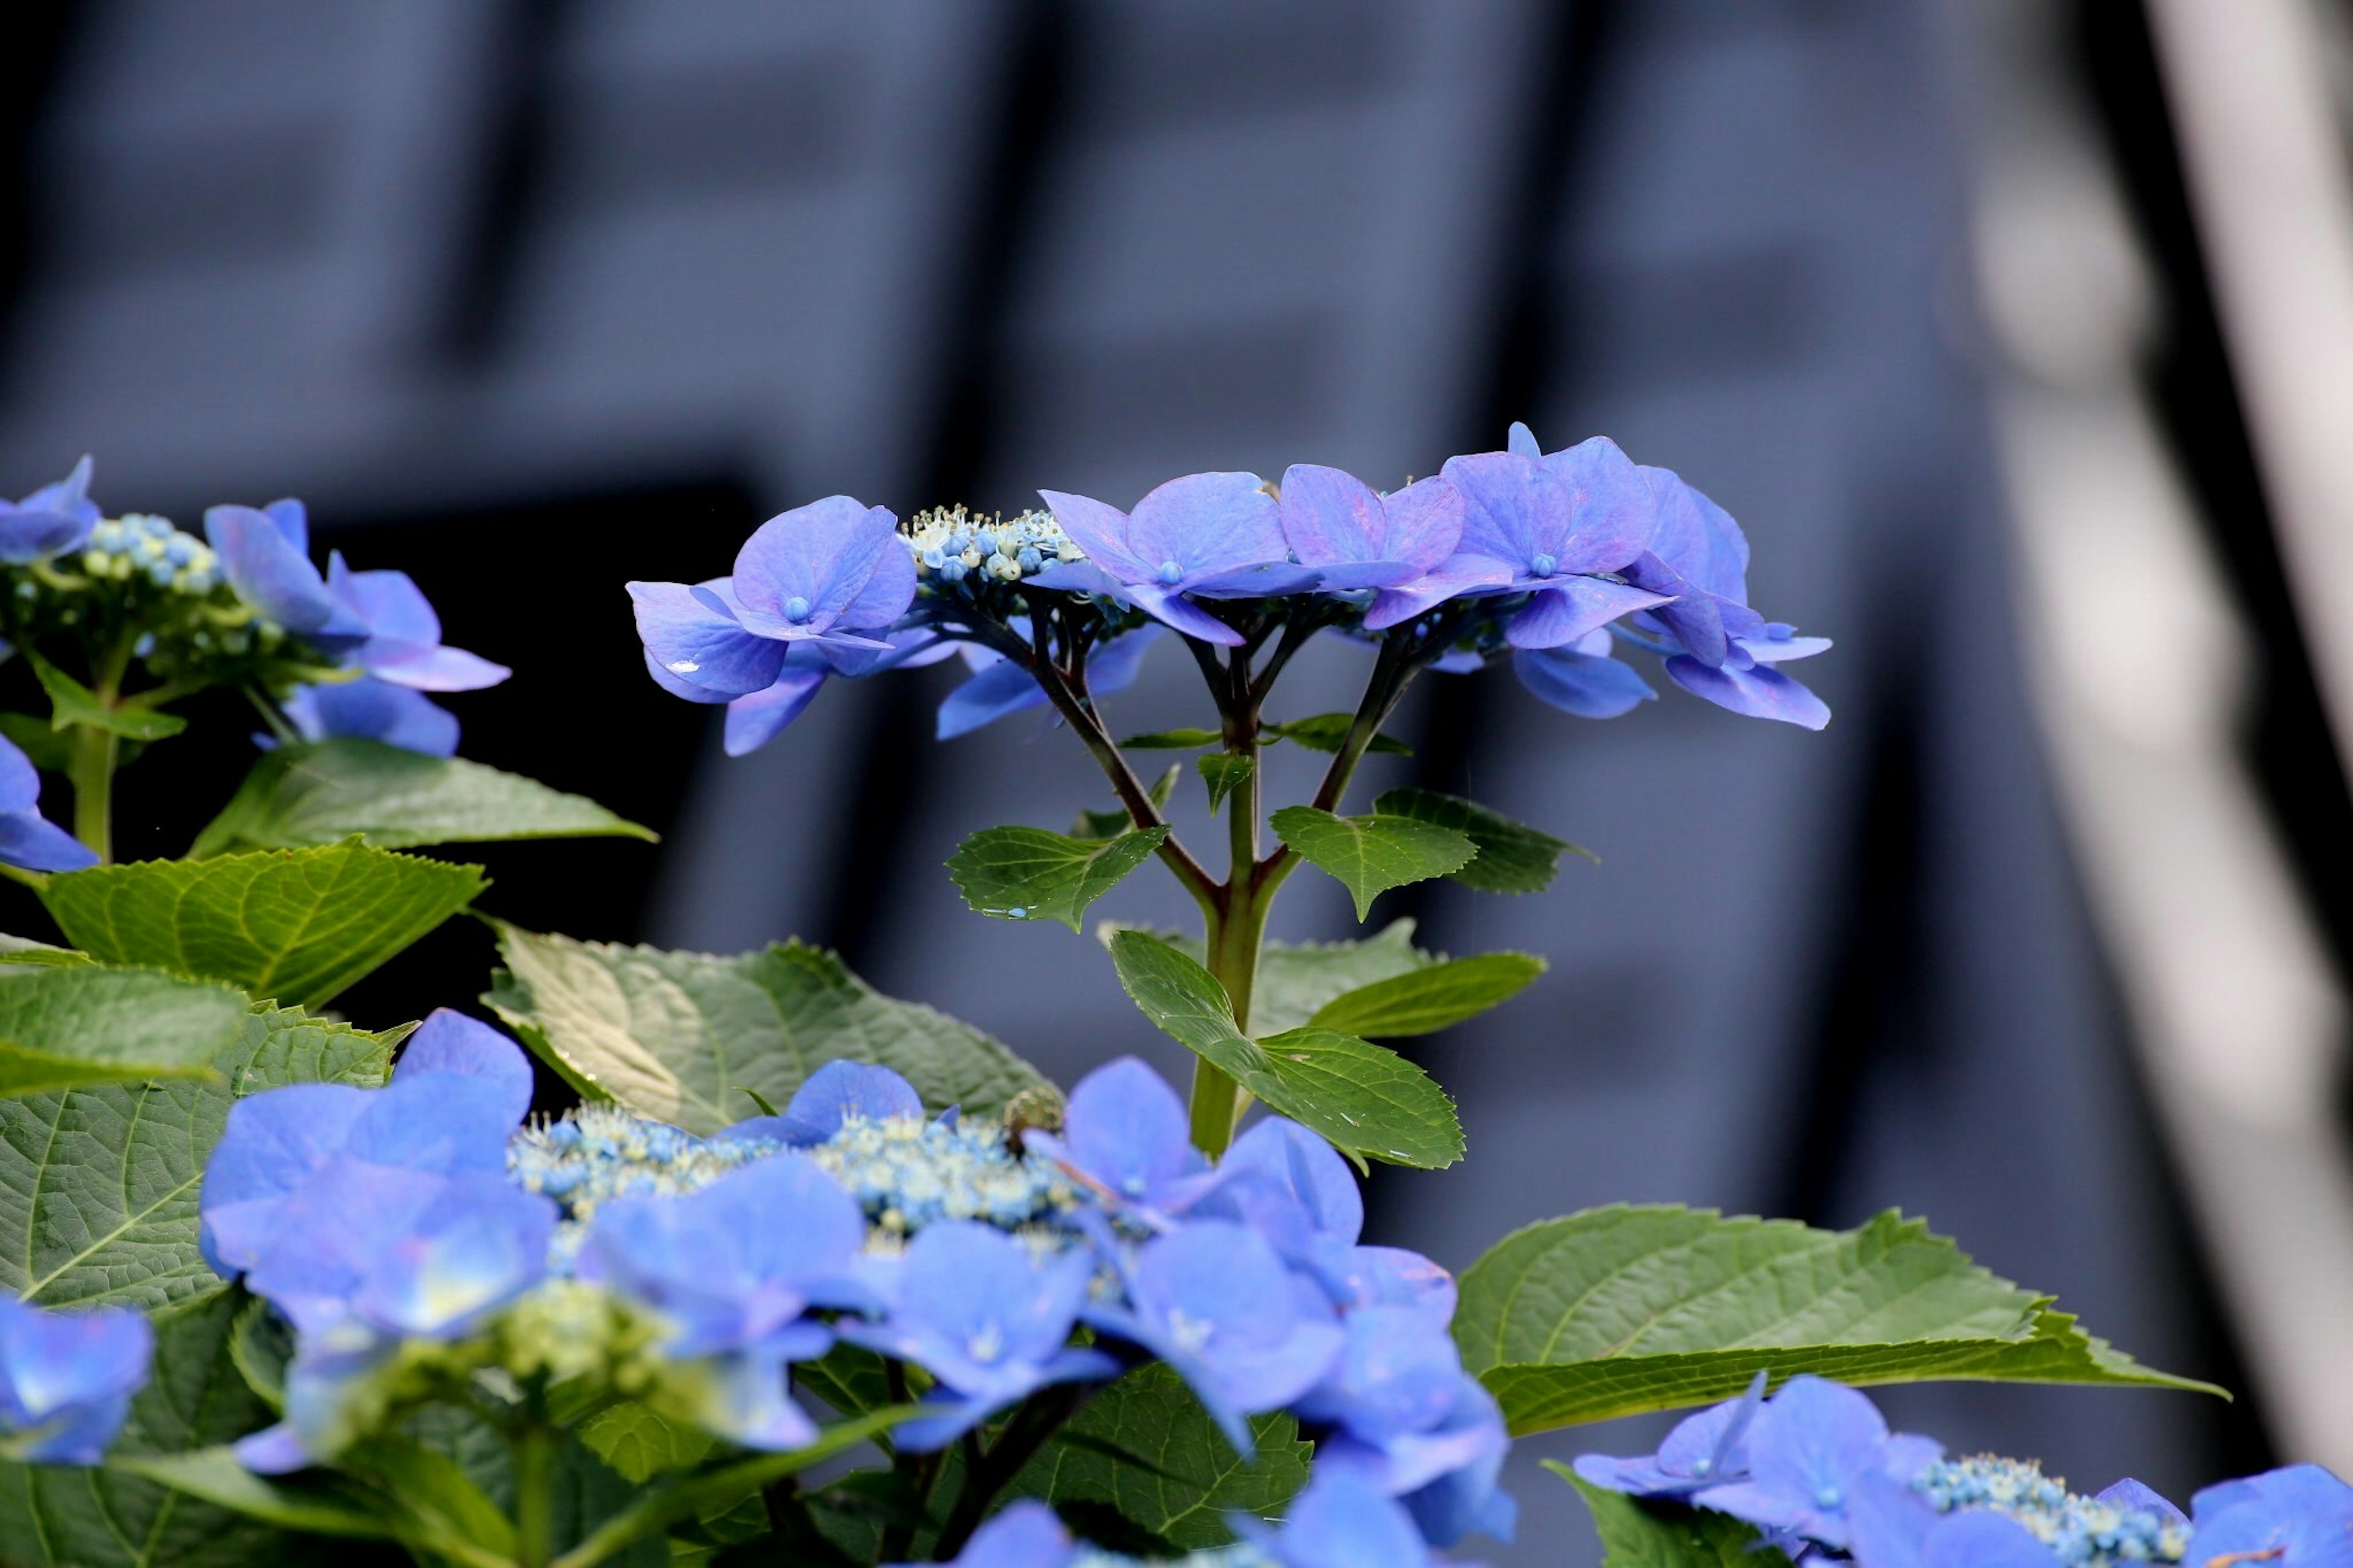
2187, 1464, 2353, 1567
78, 512, 223, 596
0, 456, 99, 564
903, 504, 1086, 588
1033, 473, 1312, 646
278, 676, 462, 757
0, 733, 96, 873
1907, 1456, 2188, 1565
0, 1294, 151, 1466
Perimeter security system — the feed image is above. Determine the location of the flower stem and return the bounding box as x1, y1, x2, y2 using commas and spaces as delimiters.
66, 723, 116, 865
513, 1423, 556, 1568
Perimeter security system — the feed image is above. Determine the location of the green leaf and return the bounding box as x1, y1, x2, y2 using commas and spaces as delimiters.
346, 1433, 517, 1558
1195, 754, 1252, 811
1107, 931, 1461, 1170
0, 1287, 333, 1568
106, 1450, 395, 1540
945, 825, 1171, 932
1262, 713, 1413, 755
0, 966, 249, 1097
1072, 766, 1181, 841
191, 738, 656, 855
0, 1005, 394, 1311
1268, 806, 1475, 920
485, 926, 1047, 1137
0, 934, 91, 969
1555, 1468, 1771, 1567
28, 651, 188, 741
578, 1402, 714, 1485
41, 839, 487, 1008
1374, 786, 1593, 894
1453, 1206, 2227, 1436
1116, 729, 1221, 750
229, 1295, 292, 1413
1306, 953, 1545, 1038
1233, 921, 1430, 1034
1006, 1365, 1310, 1550
0, 713, 72, 772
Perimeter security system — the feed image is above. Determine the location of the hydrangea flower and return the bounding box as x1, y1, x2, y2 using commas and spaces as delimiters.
1240, 1463, 1448, 1568
0, 733, 97, 873
1022, 1057, 1222, 1223
0, 1294, 151, 1465
205, 499, 367, 638
78, 513, 222, 595
728, 1058, 926, 1146
629, 496, 917, 703
577, 1153, 873, 1449
1034, 474, 1310, 646
640, 591, 948, 756
320, 553, 510, 692
906, 1501, 1074, 1568
1272, 466, 1495, 607
1574, 1372, 1767, 1498
1082, 1220, 1345, 1452
1849, 1472, 2071, 1568
1512, 629, 1659, 721
279, 676, 461, 757
904, 505, 1085, 588
0, 456, 99, 563
837, 1220, 1116, 1450
1688, 1376, 1941, 1548
2187, 1464, 2353, 1566
200, 1009, 534, 1285
938, 626, 1160, 742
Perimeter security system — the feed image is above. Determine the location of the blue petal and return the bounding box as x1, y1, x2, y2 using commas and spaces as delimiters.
1664, 655, 1830, 729
0, 1296, 152, 1464
395, 1009, 536, 1126
1514, 643, 1657, 719
927, 1499, 1074, 1568
1124, 583, 1246, 646
1123, 472, 1287, 582
724, 667, 828, 756
232, 1423, 311, 1475
628, 580, 787, 698
1279, 464, 1389, 567
2189, 1464, 2353, 1566
1036, 490, 1150, 582
261, 497, 309, 555
1504, 577, 1674, 650
350, 1175, 555, 1338
1265, 1464, 1433, 1568
1045, 1057, 1199, 1210
937, 656, 1047, 741
325, 555, 440, 645
346, 1071, 526, 1172
691, 1346, 822, 1451
0, 735, 37, 812
1540, 436, 1655, 575
1639, 466, 1751, 603
284, 678, 461, 757
730, 497, 911, 634
2093, 1477, 2186, 1529
0, 809, 99, 873
0, 456, 100, 563
1440, 450, 1554, 567
1364, 551, 1517, 629
199, 1083, 375, 1276
1216, 1116, 1362, 1244
1506, 422, 1542, 459
775, 1059, 922, 1143
205, 505, 339, 632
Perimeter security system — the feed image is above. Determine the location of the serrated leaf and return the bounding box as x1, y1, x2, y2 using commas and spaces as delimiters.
0, 1288, 335, 1567
577, 1402, 714, 1485
486, 926, 1047, 1137
41, 840, 487, 1009
1004, 1364, 1309, 1550
1195, 754, 1252, 811
0, 1005, 393, 1311
1374, 786, 1592, 894
1307, 952, 1545, 1037
1268, 806, 1475, 920
1555, 1468, 1770, 1567
1107, 931, 1461, 1170
1073, 766, 1181, 841
1262, 713, 1412, 755
0, 966, 249, 1096
29, 651, 188, 741
945, 825, 1170, 932
191, 738, 655, 855
1454, 1206, 2226, 1436
1116, 729, 1221, 750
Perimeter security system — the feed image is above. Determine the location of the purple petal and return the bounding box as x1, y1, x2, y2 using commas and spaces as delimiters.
1122, 471, 1286, 582
0, 809, 94, 875
1542, 436, 1654, 575
1442, 451, 1554, 566
197, 1083, 374, 1276
730, 496, 910, 633
932, 1500, 1074, 1568
326, 557, 439, 645
724, 667, 828, 756
1382, 474, 1468, 573
1665, 655, 1830, 729
284, 679, 462, 757
2093, 1478, 2186, 1529
1740, 631, 1832, 664
1504, 577, 1675, 650
1036, 491, 1148, 581
395, 1009, 536, 1126
1279, 464, 1389, 567
1023, 556, 1131, 598
628, 580, 787, 698
938, 657, 1048, 741
262, 497, 308, 555
1514, 642, 1657, 719
1364, 552, 1516, 629
206, 504, 339, 633
359, 642, 510, 692
1506, 422, 1542, 459
1640, 466, 1750, 602
1126, 583, 1246, 646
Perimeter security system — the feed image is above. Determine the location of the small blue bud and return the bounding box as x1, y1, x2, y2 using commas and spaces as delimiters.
163, 535, 195, 566
1156, 559, 1183, 586
146, 560, 175, 586
923, 547, 947, 569
1814, 1483, 1843, 1510
783, 595, 813, 623
1017, 547, 1042, 572
1529, 552, 1558, 578
939, 560, 967, 583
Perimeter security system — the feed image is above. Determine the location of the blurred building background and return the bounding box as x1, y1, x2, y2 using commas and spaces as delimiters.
2, 1, 2348, 1560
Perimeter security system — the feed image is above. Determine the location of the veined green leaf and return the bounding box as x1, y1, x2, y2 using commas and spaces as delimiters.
29, 651, 188, 741
0, 1006, 394, 1311
1307, 952, 1545, 1037
945, 825, 1170, 931
1073, 765, 1182, 841
41, 839, 486, 1008
1227, 921, 1431, 1035
577, 1402, 714, 1485
1555, 1468, 1770, 1567
1455, 1206, 2226, 1436
1107, 931, 1461, 1169
1268, 806, 1474, 920
191, 738, 654, 855
1, 1288, 335, 1567
1006, 1365, 1309, 1550
1261, 713, 1412, 755
1195, 754, 1253, 811
1374, 786, 1593, 894
486, 926, 1047, 1137
0, 964, 248, 1096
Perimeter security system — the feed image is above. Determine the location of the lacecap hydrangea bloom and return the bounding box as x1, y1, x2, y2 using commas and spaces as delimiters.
627, 422, 1831, 752
1578, 1373, 2353, 1567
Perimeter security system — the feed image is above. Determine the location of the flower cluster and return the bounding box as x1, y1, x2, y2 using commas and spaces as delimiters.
629, 422, 1832, 756
184, 1018, 1508, 1562
1577, 1374, 2353, 1566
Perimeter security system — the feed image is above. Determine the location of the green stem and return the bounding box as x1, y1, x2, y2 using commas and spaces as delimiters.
514, 1423, 556, 1568
1189, 646, 1268, 1156
66, 723, 116, 865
